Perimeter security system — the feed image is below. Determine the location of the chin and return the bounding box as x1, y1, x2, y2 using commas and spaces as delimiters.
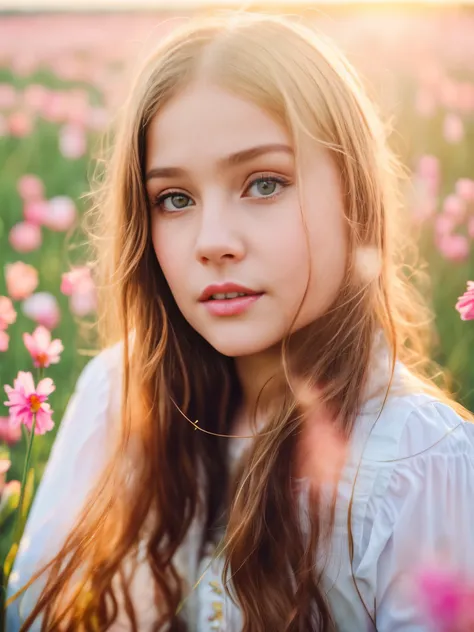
199, 327, 283, 358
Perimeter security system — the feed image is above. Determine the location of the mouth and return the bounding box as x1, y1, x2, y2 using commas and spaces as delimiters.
198, 283, 262, 303
198, 285, 264, 316
206, 291, 258, 301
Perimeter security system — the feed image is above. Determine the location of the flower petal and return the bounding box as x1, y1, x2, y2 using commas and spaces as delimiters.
35, 407, 54, 434
36, 377, 55, 397
14, 372, 35, 397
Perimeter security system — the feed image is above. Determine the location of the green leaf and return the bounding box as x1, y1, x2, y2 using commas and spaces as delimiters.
0, 446, 10, 463
19, 468, 35, 531
3, 542, 18, 581
0, 481, 20, 529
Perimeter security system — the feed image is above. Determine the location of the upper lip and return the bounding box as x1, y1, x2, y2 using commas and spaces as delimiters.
199, 283, 261, 302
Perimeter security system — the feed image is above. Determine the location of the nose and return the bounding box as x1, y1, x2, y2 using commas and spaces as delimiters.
195, 203, 245, 265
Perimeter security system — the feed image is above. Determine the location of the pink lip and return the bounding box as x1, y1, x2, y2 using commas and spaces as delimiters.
198, 283, 263, 317
204, 294, 263, 317
199, 283, 259, 302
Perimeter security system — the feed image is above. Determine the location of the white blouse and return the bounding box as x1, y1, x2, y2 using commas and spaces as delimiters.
6, 341, 474, 631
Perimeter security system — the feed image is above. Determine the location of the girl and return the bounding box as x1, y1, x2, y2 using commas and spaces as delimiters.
7, 11, 474, 632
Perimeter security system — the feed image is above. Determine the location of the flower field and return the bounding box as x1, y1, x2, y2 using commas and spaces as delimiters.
0, 5, 473, 575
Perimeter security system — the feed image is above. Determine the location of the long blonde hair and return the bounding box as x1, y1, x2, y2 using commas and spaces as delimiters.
16, 12, 471, 631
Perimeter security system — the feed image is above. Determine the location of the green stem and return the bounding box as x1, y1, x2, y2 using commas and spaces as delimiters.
9, 414, 36, 568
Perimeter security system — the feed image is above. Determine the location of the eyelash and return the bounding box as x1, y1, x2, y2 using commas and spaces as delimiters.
151, 174, 291, 213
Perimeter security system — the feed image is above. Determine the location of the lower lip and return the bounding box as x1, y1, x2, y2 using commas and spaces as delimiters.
202, 293, 263, 316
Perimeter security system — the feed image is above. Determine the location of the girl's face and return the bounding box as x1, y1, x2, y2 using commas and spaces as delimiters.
146, 82, 347, 358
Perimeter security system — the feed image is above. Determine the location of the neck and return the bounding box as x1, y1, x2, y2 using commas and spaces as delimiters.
233, 344, 284, 434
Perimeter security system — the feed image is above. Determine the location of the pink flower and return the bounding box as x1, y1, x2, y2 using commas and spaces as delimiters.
23, 325, 63, 368
7, 111, 34, 138
59, 123, 87, 159
23, 200, 49, 225
9, 221, 42, 253
41, 91, 68, 124
456, 178, 474, 202
17, 174, 44, 202
436, 234, 470, 262
61, 266, 94, 295
61, 267, 97, 316
87, 106, 109, 132
4, 371, 55, 435
468, 217, 474, 240
43, 196, 77, 232
443, 195, 465, 221
417, 154, 440, 196
456, 282, 474, 321
22, 292, 61, 330
435, 214, 457, 237
0, 417, 21, 445
0, 330, 9, 352
5, 262, 39, 301
443, 113, 464, 144
0, 296, 16, 330
415, 565, 474, 632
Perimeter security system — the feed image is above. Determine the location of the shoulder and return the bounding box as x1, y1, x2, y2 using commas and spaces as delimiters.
44, 341, 125, 460
358, 381, 474, 465
348, 382, 474, 567
76, 341, 124, 392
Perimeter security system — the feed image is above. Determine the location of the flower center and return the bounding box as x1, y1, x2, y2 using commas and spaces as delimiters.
36, 352, 48, 367
29, 394, 41, 413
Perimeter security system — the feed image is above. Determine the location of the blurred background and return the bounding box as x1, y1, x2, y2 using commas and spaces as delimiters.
0, 0, 473, 565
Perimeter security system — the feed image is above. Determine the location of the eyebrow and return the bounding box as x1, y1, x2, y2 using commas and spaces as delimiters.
145, 143, 294, 182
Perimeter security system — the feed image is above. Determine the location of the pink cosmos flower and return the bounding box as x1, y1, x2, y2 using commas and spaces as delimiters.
43, 196, 77, 231
456, 178, 474, 202
23, 325, 63, 368
456, 282, 474, 321
0, 416, 21, 445
23, 200, 49, 225
416, 565, 474, 632
22, 292, 61, 330
0, 296, 16, 330
61, 266, 97, 316
7, 111, 34, 138
443, 194, 465, 221
17, 174, 45, 202
60, 266, 92, 296
9, 221, 42, 253
436, 234, 470, 263
443, 113, 465, 144
0, 330, 9, 352
5, 262, 39, 301
59, 123, 87, 159
4, 371, 55, 435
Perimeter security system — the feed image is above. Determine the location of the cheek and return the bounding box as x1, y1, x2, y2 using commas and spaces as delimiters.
307, 210, 347, 308
151, 222, 183, 298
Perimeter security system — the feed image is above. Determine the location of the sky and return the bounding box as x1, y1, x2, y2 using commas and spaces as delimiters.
0, 0, 470, 9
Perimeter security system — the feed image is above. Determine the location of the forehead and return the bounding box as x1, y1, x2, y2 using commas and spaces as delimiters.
145, 82, 292, 169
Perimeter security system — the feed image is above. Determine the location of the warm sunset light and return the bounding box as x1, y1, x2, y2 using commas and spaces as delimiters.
1, 0, 473, 9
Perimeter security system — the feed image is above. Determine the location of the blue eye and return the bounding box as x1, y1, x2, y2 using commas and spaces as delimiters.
245, 176, 289, 199
153, 192, 193, 212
